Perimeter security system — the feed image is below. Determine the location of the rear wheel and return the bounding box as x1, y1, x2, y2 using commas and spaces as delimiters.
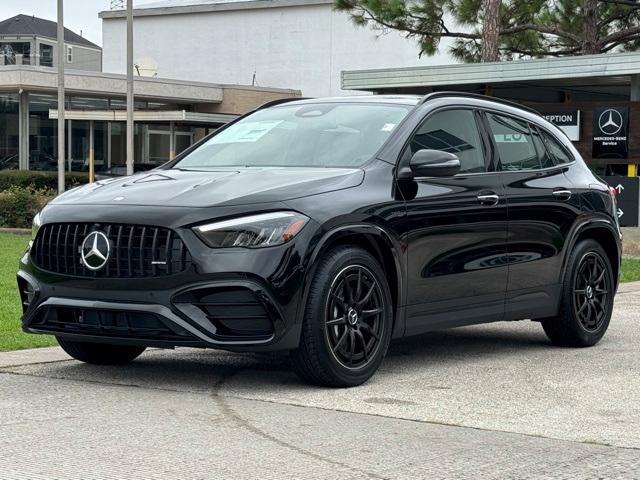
57, 337, 146, 365
292, 246, 393, 387
541, 239, 615, 347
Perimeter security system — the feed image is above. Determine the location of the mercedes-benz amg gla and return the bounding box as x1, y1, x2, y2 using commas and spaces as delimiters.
17, 93, 621, 387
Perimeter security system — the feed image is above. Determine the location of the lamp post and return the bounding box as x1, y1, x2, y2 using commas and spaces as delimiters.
57, 0, 65, 193
126, 0, 134, 176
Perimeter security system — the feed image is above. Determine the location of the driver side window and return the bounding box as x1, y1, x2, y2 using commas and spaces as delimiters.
408, 109, 486, 174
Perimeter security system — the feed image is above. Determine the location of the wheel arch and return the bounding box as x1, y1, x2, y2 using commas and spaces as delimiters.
562, 218, 621, 289
299, 225, 406, 339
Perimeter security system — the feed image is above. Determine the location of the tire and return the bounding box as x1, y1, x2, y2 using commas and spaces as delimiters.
541, 239, 615, 347
57, 337, 146, 365
292, 246, 393, 387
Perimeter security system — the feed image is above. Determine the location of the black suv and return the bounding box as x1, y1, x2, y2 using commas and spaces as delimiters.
17, 93, 621, 387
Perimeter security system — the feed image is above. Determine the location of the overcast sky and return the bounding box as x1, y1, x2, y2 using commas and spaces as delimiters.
3, 0, 158, 46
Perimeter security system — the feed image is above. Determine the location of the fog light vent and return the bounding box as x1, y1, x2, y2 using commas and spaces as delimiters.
17, 276, 37, 314
173, 286, 275, 339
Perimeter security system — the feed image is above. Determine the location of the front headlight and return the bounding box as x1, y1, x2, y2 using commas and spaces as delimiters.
31, 212, 42, 240
193, 211, 309, 248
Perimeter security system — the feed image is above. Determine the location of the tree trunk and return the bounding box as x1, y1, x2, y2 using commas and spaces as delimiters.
481, 0, 502, 62
583, 0, 599, 54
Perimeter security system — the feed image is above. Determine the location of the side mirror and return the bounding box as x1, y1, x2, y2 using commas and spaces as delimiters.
400, 149, 461, 179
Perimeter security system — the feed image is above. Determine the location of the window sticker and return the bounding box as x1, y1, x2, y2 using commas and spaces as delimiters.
381, 123, 397, 132
211, 121, 283, 144
494, 134, 529, 143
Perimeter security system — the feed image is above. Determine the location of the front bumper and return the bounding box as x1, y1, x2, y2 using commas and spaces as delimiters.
18, 222, 314, 352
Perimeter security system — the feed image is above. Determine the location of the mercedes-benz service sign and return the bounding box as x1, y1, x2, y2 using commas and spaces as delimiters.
592, 107, 629, 159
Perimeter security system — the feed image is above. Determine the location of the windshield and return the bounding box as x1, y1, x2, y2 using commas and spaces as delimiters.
173, 103, 410, 169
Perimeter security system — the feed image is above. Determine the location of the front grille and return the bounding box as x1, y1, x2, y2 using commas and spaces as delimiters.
32, 223, 191, 278
31, 306, 194, 342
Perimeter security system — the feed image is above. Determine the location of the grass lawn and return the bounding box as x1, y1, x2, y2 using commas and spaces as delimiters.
0, 232, 56, 351
0, 231, 639, 352
621, 257, 640, 283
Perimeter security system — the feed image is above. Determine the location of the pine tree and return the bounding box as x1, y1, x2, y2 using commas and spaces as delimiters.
334, 0, 640, 62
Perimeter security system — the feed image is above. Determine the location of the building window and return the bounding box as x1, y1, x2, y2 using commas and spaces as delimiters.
1, 42, 31, 65
39, 44, 53, 67
66, 45, 73, 63
0, 94, 19, 170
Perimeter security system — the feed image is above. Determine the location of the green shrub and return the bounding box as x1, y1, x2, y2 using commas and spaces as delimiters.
0, 186, 55, 229
0, 170, 89, 191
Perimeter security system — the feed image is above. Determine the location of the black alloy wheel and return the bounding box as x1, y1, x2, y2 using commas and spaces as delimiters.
325, 265, 385, 369
292, 246, 393, 387
573, 252, 611, 332
541, 239, 615, 347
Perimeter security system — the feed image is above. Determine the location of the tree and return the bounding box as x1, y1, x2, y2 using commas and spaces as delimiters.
334, 0, 640, 62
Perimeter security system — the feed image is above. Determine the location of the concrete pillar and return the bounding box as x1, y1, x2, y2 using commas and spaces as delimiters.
89, 120, 95, 182
169, 121, 176, 160
67, 119, 72, 172
18, 92, 29, 170
631, 75, 640, 102
107, 122, 112, 168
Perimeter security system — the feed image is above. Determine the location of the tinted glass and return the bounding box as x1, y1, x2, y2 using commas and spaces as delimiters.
409, 109, 485, 173
173, 103, 409, 169
541, 130, 574, 164
487, 113, 539, 171
530, 126, 554, 169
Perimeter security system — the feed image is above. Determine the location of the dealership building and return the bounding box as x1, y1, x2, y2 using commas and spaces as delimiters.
343, 51, 640, 225
99, 0, 451, 97
0, 14, 299, 173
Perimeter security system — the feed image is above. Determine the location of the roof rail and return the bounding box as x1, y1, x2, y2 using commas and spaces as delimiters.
420, 91, 540, 116
257, 97, 311, 110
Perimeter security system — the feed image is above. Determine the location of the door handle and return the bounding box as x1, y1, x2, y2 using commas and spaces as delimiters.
477, 193, 500, 206
552, 188, 572, 200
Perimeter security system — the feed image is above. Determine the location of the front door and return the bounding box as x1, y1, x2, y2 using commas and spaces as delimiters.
400, 108, 509, 335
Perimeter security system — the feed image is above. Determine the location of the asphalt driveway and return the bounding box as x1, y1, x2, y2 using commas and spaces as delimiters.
1, 282, 639, 479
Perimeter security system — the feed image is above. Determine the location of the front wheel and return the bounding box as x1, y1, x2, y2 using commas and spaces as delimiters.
541, 239, 615, 347
292, 246, 393, 387
57, 337, 146, 365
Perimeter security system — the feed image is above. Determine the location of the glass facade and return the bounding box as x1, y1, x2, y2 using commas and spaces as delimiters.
0, 92, 205, 173
0, 94, 19, 169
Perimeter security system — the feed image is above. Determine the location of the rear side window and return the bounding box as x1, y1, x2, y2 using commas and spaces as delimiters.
530, 127, 554, 169
408, 109, 486, 174
541, 130, 574, 165
486, 113, 541, 171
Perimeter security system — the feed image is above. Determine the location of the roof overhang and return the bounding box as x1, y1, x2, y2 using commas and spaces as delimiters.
48, 109, 237, 125
342, 52, 640, 92
0, 65, 223, 104
99, 0, 333, 19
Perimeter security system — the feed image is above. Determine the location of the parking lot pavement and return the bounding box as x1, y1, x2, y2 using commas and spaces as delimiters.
2, 282, 640, 479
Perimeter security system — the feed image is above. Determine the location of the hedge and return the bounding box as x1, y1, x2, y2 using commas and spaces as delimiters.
0, 186, 55, 229
0, 170, 89, 191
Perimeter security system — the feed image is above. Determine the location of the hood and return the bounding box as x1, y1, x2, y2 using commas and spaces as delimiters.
51, 167, 364, 208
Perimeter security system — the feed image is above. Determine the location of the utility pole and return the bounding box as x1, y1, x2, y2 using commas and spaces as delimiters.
57, 0, 65, 194
126, 0, 134, 176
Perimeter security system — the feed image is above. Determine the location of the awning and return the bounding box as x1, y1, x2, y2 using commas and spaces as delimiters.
49, 109, 238, 125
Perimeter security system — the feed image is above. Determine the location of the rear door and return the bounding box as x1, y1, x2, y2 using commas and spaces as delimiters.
400, 107, 509, 335
482, 111, 581, 320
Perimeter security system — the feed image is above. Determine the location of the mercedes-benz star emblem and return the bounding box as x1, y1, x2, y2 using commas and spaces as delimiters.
80, 231, 110, 271
598, 109, 623, 136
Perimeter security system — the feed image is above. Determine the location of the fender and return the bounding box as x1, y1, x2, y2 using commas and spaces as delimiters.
296, 224, 407, 339
560, 213, 622, 288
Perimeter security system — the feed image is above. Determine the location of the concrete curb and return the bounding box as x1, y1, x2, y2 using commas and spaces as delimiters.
617, 280, 640, 294
0, 347, 69, 368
